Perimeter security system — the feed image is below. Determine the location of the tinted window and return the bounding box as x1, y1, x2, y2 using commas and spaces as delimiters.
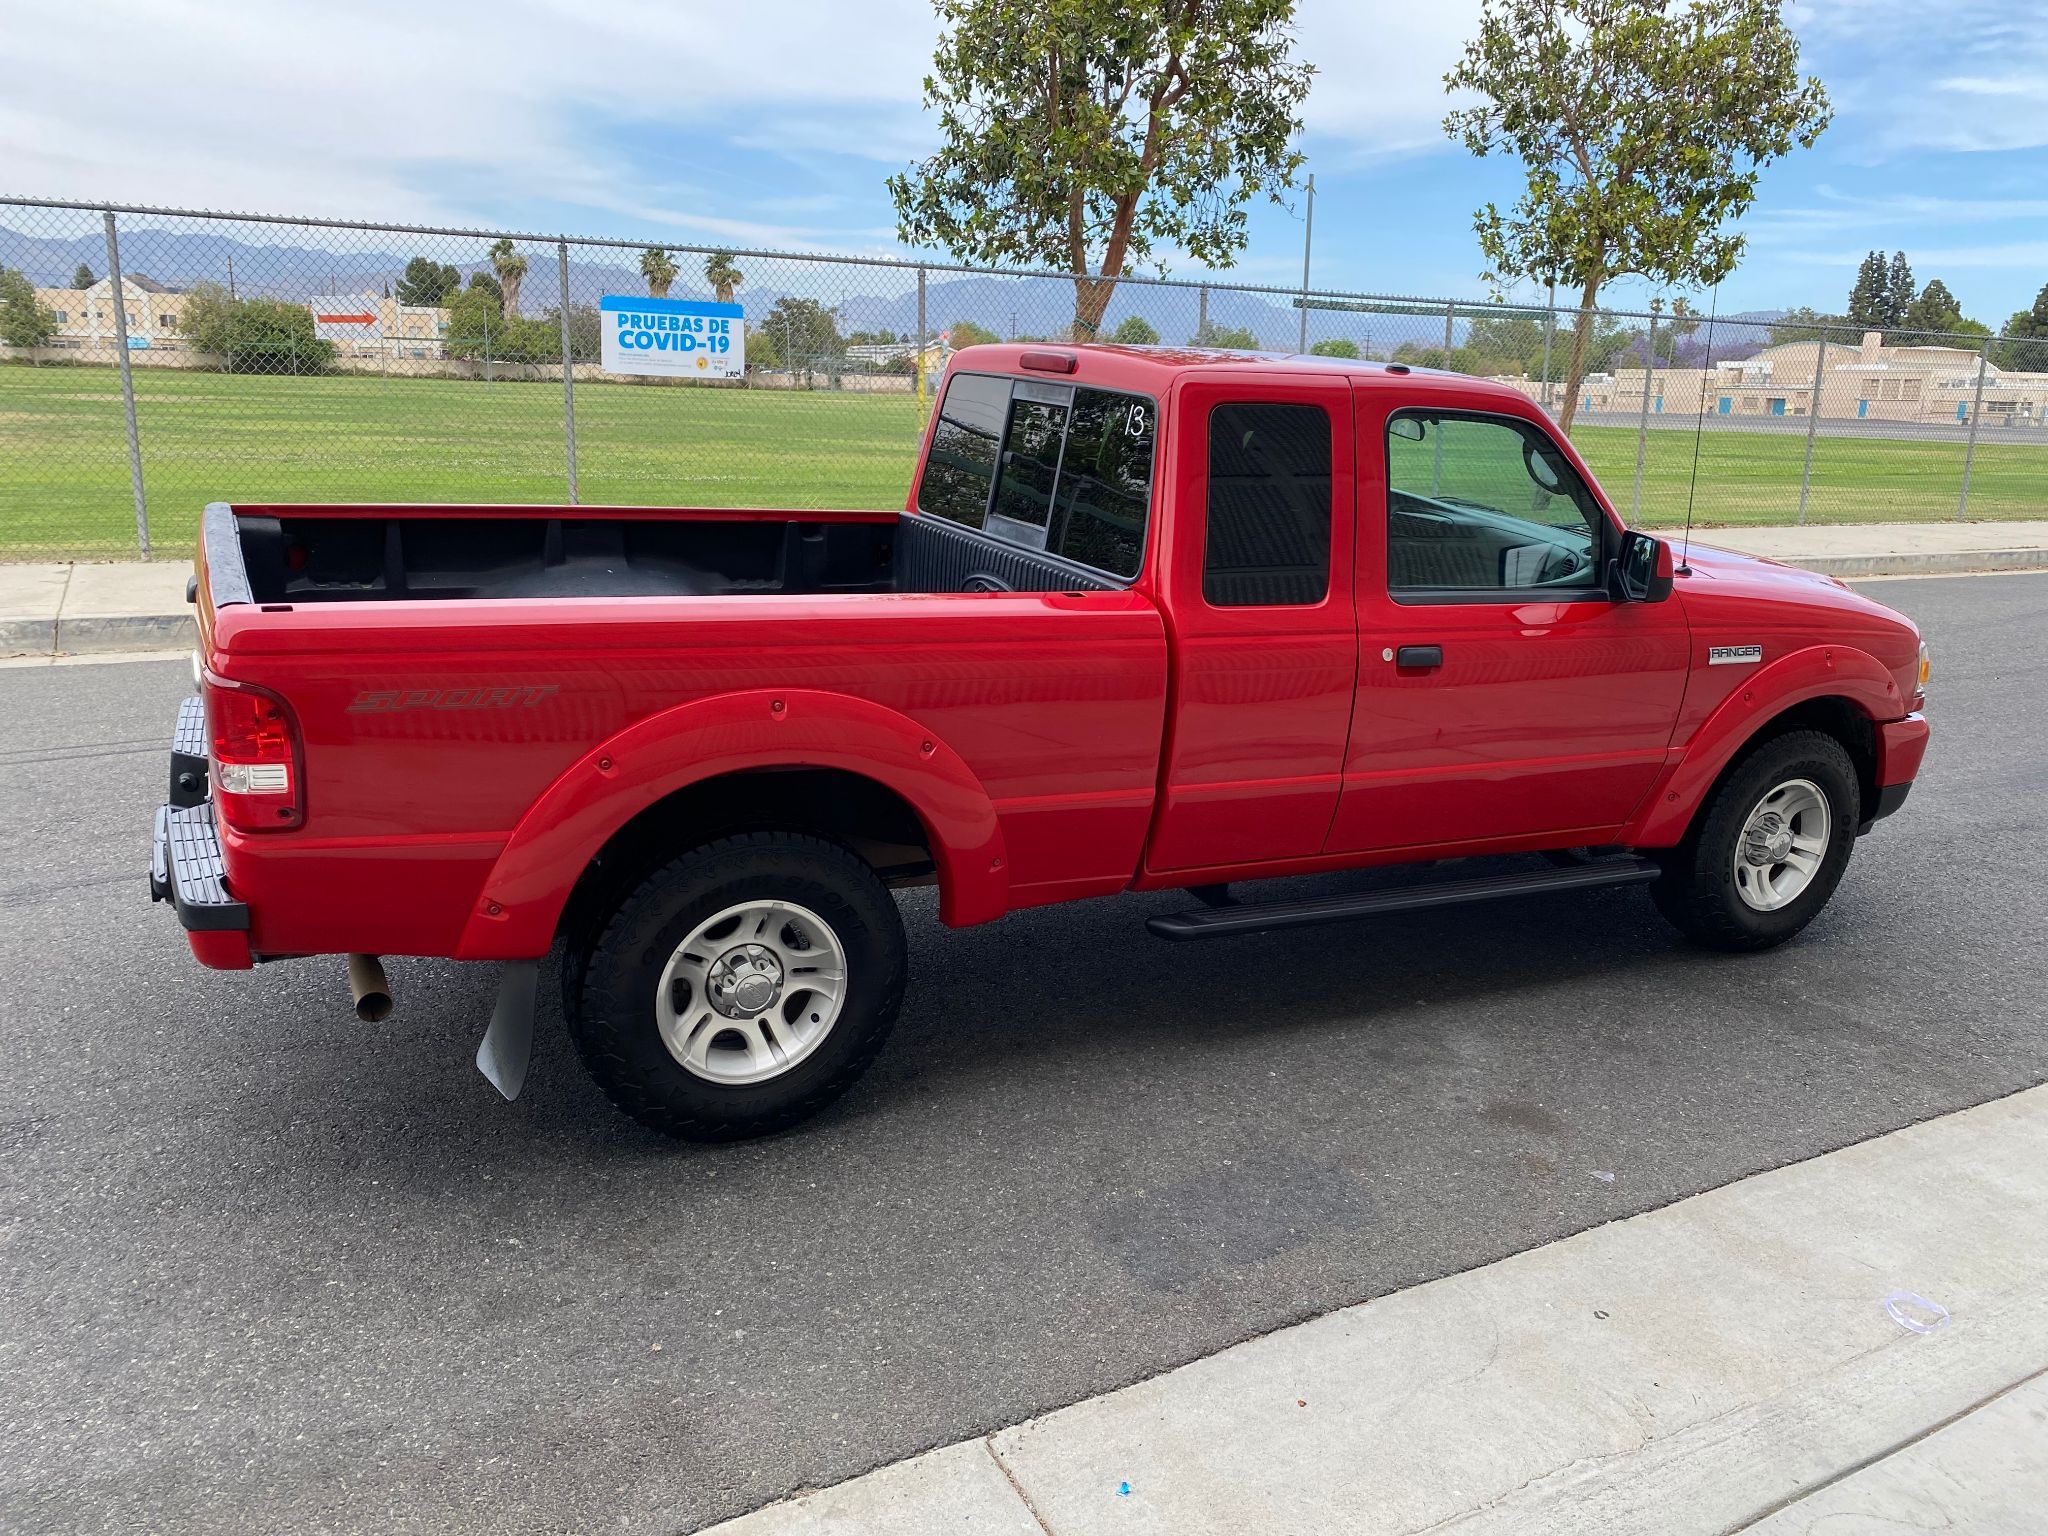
1203, 403, 1331, 607
917, 373, 1155, 580
917, 372, 1010, 528
1386, 413, 1605, 596
986, 390, 1069, 549
1051, 391, 1153, 577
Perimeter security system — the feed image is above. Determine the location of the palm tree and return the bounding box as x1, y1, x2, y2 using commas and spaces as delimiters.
488, 238, 527, 320
640, 247, 678, 299
704, 252, 743, 305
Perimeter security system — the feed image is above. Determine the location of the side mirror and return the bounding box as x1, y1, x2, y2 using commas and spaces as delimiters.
1614, 529, 1675, 603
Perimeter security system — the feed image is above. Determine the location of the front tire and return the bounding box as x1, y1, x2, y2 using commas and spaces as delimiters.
1650, 729, 1860, 952
568, 832, 907, 1140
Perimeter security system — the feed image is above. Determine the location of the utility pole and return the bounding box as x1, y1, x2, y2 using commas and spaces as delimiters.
1296, 173, 1315, 353
226, 252, 236, 300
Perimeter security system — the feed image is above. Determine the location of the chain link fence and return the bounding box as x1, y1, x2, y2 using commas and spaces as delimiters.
2, 197, 2043, 560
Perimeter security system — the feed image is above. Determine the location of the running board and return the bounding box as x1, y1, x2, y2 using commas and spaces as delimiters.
1145, 856, 1663, 942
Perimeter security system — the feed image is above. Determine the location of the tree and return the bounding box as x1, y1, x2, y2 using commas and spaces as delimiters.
488, 239, 527, 320
1111, 315, 1160, 345
1192, 321, 1259, 349
397, 257, 460, 307
1995, 281, 2048, 372
72, 262, 94, 289
1845, 252, 1887, 330
176, 283, 334, 372
641, 247, 678, 299
888, 0, 1311, 340
1901, 278, 1964, 336
1443, 0, 1830, 429
761, 297, 843, 385
0, 267, 59, 347
1309, 337, 1361, 358
1772, 306, 1851, 346
946, 318, 999, 348
444, 282, 505, 359
465, 270, 502, 308
1884, 251, 1915, 330
703, 251, 743, 304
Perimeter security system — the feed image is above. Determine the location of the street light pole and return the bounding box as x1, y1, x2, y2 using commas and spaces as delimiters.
1297, 173, 1315, 353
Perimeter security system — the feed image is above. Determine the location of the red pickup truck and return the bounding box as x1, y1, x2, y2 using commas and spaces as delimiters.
151, 344, 1930, 1139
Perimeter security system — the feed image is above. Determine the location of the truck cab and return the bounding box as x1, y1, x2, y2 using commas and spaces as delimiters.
151, 343, 1931, 1140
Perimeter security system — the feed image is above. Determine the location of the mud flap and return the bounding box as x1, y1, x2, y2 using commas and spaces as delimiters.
476, 959, 540, 1101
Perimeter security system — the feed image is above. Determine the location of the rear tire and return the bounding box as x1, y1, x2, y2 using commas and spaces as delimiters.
1650, 729, 1860, 952
567, 832, 907, 1140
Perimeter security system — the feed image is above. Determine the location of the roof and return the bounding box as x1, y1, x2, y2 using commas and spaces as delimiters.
945, 341, 1536, 409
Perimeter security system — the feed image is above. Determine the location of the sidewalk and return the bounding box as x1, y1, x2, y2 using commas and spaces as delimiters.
3, 522, 2046, 658
703, 1084, 2048, 1535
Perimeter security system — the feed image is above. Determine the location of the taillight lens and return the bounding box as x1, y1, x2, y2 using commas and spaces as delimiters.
206, 673, 304, 831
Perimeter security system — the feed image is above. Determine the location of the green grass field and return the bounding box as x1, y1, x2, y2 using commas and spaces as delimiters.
3, 363, 2043, 559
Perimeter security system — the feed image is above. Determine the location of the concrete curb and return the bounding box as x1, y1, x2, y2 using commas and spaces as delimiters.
1790, 549, 2048, 578
54, 613, 198, 655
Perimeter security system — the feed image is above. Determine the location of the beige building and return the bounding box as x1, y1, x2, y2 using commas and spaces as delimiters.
34, 274, 193, 355
1501, 331, 2048, 429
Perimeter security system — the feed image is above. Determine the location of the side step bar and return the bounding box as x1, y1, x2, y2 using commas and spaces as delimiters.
1146, 856, 1663, 942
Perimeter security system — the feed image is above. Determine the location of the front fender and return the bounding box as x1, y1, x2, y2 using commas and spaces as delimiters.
1624, 644, 1908, 848
455, 688, 1007, 959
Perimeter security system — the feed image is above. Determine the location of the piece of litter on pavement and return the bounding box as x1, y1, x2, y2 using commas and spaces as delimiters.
1590, 1170, 1616, 1183
1884, 1290, 1950, 1334
1117, 1482, 1131, 1497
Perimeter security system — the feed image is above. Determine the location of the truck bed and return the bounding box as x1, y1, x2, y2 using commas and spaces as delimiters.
207, 502, 1120, 605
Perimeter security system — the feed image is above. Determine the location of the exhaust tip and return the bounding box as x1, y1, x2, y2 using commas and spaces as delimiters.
346, 954, 393, 1023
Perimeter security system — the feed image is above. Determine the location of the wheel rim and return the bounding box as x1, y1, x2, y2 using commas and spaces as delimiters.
1731, 777, 1831, 913
656, 900, 848, 1085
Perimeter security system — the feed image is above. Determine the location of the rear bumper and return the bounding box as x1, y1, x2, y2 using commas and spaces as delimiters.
149, 697, 254, 969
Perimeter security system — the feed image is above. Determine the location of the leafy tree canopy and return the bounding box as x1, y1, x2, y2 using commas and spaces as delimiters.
72, 263, 94, 289
1307, 337, 1360, 358
946, 318, 999, 348
0, 266, 60, 347
1111, 314, 1161, 345
1444, 0, 1829, 427
641, 247, 679, 298
889, 0, 1311, 338
176, 283, 335, 373
1995, 281, 2048, 372
397, 257, 460, 307
1192, 321, 1259, 349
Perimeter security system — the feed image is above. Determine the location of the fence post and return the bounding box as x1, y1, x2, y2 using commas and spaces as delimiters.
102, 211, 151, 560
1442, 302, 1455, 367
1198, 284, 1209, 341
1796, 334, 1827, 526
1541, 282, 1556, 413
1957, 336, 1992, 520
915, 265, 928, 407
1631, 314, 1656, 524
557, 241, 579, 504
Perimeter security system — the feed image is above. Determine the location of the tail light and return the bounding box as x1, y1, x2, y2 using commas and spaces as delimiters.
205, 672, 304, 831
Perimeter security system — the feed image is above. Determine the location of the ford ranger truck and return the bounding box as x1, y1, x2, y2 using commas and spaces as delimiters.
149, 344, 1932, 1139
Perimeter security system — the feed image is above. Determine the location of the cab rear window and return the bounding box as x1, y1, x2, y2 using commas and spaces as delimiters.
917, 372, 1156, 579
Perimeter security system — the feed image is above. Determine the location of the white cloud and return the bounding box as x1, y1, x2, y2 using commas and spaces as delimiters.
1293, 2, 1482, 159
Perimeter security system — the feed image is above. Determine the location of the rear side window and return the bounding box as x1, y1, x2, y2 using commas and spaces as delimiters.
917, 372, 1155, 578
919, 372, 1010, 529
1203, 403, 1332, 607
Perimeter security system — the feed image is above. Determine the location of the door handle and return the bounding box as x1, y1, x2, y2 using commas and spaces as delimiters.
1395, 645, 1443, 669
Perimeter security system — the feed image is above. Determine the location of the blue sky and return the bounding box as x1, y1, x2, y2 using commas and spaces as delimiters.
5, 0, 2045, 325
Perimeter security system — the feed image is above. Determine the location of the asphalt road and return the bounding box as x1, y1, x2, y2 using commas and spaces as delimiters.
4, 573, 2045, 1535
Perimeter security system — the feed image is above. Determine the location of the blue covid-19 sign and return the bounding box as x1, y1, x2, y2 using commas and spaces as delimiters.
599, 296, 744, 379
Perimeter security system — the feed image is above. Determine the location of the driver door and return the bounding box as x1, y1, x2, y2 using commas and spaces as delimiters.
1323, 401, 1691, 855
